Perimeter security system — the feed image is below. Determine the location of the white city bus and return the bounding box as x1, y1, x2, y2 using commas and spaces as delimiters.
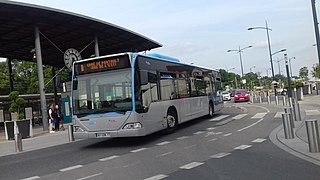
71, 53, 223, 139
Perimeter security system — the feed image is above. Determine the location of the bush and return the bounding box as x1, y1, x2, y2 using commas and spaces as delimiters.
8, 91, 25, 120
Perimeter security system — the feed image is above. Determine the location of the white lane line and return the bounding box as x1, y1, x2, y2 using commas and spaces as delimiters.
156, 141, 171, 146
123, 161, 141, 168
252, 138, 267, 143
77, 173, 103, 180
21, 176, 40, 180
156, 152, 173, 158
193, 131, 205, 135
305, 110, 320, 116
99, 155, 119, 161
232, 114, 248, 120
234, 145, 252, 150
176, 136, 189, 140
209, 115, 230, 121
237, 118, 264, 132
59, 165, 83, 172
144, 174, 169, 180
251, 112, 267, 119
274, 112, 284, 118
184, 145, 196, 149
180, 162, 204, 170
223, 133, 232, 137
206, 127, 216, 131
207, 138, 217, 142
210, 152, 231, 159
130, 148, 148, 153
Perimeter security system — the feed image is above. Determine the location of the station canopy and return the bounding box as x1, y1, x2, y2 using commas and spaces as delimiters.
0, 1, 162, 67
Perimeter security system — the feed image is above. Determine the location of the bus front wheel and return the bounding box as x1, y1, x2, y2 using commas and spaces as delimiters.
208, 102, 214, 118
166, 109, 178, 133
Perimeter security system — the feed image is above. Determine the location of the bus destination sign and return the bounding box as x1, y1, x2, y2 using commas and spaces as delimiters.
75, 55, 130, 75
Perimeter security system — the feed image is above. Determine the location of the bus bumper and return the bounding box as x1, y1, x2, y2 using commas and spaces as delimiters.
73, 128, 146, 139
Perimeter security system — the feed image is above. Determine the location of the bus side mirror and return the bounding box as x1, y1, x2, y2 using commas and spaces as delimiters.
73, 80, 78, 90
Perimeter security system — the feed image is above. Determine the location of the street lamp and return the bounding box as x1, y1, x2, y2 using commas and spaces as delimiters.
227, 45, 252, 77
226, 67, 236, 73
288, 57, 295, 78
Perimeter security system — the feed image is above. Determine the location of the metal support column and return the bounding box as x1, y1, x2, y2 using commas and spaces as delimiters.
7, 59, 14, 92
282, 113, 294, 139
35, 27, 48, 131
95, 37, 100, 57
305, 119, 320, 153
52, 67, 58, 105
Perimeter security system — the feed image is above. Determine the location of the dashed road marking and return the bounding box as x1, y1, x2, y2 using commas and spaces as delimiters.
274, 112, 284, 118
223, 133, 232, 137
234, 145, 252, 150
207, 138, 217, 142
176, 136, 189, 140
232, 114, 248, 120
206, 127, 216, 131
131, 148, 148, 153
179, 162, 204, 170
123, 161, 141, 168
194, 131, 205, 135
237, 118, 264, 132
210, 152, 231, 158
209, 115, 230, 121
252, 138, 267, 143
305, 110, 320, 116
251, 112, 267, 119
144, 174, 168, 180
156, 152, 173, 158
184, 145, 196, 149
21, 176, 40, 180
59, 165, 83, 172
99, 155, 120, 162
77, 173, 103, 180
156, 141, 171, 146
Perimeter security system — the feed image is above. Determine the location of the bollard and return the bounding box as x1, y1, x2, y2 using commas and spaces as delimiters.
275, 96, 279, 105
305, 119, 320, 153
267, 96, 271, 104
282, 113, 294, 139
15, 133, 23, 152
288, 97, 293, 107
259, 96, 262, 103
68, 125, 75, 142
291, 99, 298, 121
284, 107, 295, 128
282, 96, 287, 106
296, 102, 302, 121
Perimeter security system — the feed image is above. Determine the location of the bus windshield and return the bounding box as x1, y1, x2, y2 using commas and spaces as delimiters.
72, 69, 132, 117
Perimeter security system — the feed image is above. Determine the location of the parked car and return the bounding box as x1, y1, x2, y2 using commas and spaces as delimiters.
234, 89, 250, 103
222, 91, 231, 101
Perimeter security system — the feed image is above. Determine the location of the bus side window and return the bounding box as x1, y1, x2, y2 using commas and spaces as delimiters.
160, 72, 176, 100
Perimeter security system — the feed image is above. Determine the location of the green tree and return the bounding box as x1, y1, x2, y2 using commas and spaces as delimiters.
299, 66, 309, 82
0, 61, 10, 95
311, 63, 320, 79
8, 91, 25, 120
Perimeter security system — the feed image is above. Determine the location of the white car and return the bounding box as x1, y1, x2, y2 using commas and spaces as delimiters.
222, 92, 231, 101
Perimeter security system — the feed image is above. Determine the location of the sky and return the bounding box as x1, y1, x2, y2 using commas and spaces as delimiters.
5, 0, 320, 77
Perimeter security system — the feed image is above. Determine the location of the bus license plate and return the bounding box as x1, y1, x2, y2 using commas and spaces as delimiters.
96, 133, 110, 138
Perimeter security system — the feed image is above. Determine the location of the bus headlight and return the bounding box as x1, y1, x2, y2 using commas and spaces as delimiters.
123, 122, 142, 129
74, 126, 85, 132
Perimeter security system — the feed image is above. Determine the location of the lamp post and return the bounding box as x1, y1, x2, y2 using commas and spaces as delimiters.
288, 57, 295, 78
311, 0, 320, 65
226, 67, 236, 73
227, 45, 252, 77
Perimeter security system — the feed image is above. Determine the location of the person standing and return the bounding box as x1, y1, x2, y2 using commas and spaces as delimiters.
53, 104, 61, 131
48, 104, 55, 133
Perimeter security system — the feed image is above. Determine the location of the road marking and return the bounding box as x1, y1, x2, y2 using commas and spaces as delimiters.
232, 114, 248, 120
156, 152, 173, 158
123, 161, 141, 168
206, 127, 216, 131
305, 110, 320, 116
251, 112, 267, 119
207, 138, 217, 142
59, 165, 83, 172
176, 136, 189, 140
144, 174, 168, 180
237, 118, 264, 132
234, 145, 252, 150
184, 145, 196, 149
130, 148, 148, 153
180, 162, 204, 170
223, 133, 232, 137
156, 141, 171, 146
274, 112, 283, 118
21, 176, 40, 180
99, 155, 120, 161
194, 131, 205, 135
209, 115, 230, 121
252, 138, 267, 143
210, 152, 231, 158
77, 173, 103, 180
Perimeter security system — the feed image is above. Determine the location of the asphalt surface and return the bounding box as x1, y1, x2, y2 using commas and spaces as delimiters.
1, 100, 320, 180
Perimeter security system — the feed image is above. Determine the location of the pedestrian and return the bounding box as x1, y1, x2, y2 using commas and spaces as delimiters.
53, 104, 61, 131
48, 104, 55, 133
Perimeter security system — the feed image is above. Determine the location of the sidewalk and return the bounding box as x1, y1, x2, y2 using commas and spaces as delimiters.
270, 94, 320, 166
0, 124, 71, 157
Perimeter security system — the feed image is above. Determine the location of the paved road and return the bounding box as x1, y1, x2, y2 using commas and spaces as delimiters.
1, 101, 320, 180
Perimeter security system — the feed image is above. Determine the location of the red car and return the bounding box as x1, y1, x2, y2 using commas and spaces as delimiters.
234, 89, 250, 103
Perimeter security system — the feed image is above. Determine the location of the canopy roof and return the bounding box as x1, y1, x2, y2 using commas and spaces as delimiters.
0, 0, 162, 67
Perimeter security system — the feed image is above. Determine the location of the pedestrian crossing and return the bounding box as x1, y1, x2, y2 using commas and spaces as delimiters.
209, 109, 320, 122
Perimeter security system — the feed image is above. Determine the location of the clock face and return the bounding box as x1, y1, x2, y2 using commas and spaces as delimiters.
64, 48, 82, 69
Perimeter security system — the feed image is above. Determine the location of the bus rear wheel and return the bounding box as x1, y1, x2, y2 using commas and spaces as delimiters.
166, 109, 178, 133
208, 102, 214, 118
